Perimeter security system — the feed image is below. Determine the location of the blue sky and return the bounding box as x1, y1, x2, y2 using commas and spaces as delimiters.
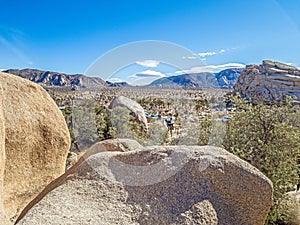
1, 0, 300, 84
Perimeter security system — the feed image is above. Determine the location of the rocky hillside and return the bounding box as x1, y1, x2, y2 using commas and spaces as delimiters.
2, 69, 129, 89
216, 68, 244, 88
2, 68, 240, 89
106, 80, 130, 87
234, 60, 300, 102
148, 68, 243, 88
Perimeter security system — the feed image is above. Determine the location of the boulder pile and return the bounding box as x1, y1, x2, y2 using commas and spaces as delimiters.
234, 60, 300, 103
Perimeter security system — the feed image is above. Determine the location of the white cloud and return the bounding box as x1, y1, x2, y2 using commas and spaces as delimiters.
182, 54, 198, 60
182, 55, 197, 60
136, 60, 160, 68
129, 70, 166, 78
175, 63, 245, 74
107, 77, 124, 83
198, 49, 227, 60
198, 51, 217, 57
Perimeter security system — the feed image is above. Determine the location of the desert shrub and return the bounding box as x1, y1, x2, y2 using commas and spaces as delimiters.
110, 106, 147, 142
198, 116, 226, 147
62, 102, 116, 151
198, 118, 212, 145
194, 99, 208, 112
70, 99, 100, 151
95, 105, 116, 141
222, 97, 300, 224
143, 122, 168, 146
61, 107, 78, 151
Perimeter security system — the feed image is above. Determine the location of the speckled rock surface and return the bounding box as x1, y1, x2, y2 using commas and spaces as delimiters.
0, 72, 71, 224
0, 78, 10, 225
234, 60, 300, 103
109, 96, 148, 132
284, 191, 300, 225
18, 143, 272, 225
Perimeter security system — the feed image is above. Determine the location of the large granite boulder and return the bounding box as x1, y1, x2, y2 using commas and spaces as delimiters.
0, 72, 71, 224
283, 191, 300, 225
109, 96, 148, 133
234, 60, 300, 103
89, 138, 143, 153
17, 140, 273, 225
0, 82, 9, 225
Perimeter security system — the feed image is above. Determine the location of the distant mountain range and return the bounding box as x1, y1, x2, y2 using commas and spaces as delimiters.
148, 68, 244, 88
2, 68, 244, 89
2, 69, 129, 89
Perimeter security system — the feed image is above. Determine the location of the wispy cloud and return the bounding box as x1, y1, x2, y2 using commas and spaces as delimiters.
0, 28, 33, 65
129, 70, 166, 78
136, 60, 160, 68
182, 54, 198, 60
175, 63, 245, 74
183, 49, 225, 60
198, 49, 227, 60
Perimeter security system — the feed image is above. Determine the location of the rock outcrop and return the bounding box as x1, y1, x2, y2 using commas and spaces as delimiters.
283, 191, 300, 225
95, 139, 143, 152
0, 72, 71, 224
234, 60, 300, 103
109, 96, 148, 133
18, 140, 273, 225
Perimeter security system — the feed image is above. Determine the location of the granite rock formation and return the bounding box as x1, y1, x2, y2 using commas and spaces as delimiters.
109, 96, 148, 133
18, 140, 272, 225
234, 60, 300, 103
0, 71, 71, 224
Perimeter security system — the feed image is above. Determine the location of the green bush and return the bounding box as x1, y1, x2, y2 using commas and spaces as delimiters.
95, 105, 116, 141
62, 101, 116, 151
222, 97, 300, 224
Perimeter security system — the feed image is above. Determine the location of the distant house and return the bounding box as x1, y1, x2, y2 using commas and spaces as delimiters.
221, 116, 230, 122
226, 101, 233, 109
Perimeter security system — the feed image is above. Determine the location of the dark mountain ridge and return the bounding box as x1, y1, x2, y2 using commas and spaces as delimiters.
3, 69, 108, 89
148, 68, 244, 88
3, 69, 130, 89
